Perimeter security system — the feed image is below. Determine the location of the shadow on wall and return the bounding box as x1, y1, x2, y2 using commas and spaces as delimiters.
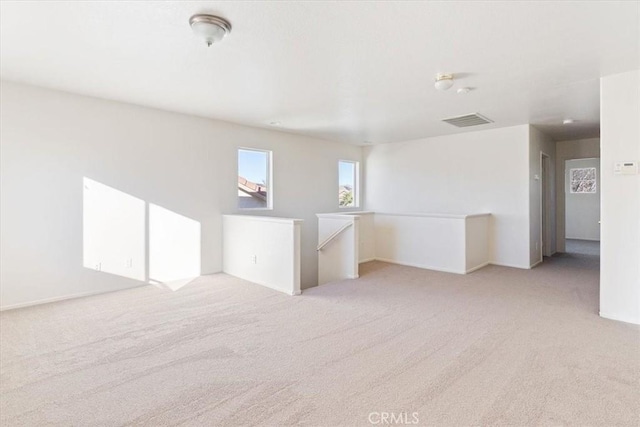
82, 177, 201, 290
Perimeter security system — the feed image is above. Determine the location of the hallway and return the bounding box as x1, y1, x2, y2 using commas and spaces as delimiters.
565, 238, 600, 257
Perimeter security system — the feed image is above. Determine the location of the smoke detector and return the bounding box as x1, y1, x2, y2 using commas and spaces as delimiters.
189, 14, 232, 47
435, 73, 454, 91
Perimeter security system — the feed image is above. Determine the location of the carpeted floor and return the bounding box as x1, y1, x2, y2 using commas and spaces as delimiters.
1, 250, 638, 426
565, 238, 600, 256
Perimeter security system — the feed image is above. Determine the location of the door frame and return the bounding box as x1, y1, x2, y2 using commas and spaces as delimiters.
562, 157, 601, 247
540, 151, 552, 262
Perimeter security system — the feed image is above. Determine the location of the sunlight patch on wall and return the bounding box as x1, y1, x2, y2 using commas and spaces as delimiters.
83, 177, 145, 281
83, 177, 202, 289
149, 204, 201, 284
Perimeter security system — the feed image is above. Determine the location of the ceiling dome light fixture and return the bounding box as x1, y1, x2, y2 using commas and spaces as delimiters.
435, 73, 454, 91
189, 14, 232, 47
563, 118, 575, 125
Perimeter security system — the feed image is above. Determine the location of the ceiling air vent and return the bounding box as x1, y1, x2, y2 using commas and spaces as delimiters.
442, 113, 493, 128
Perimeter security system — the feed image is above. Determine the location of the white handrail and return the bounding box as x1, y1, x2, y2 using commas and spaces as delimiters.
317, 222, 353, 251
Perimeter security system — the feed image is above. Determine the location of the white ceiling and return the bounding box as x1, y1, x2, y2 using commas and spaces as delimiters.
1, 1, 639, 144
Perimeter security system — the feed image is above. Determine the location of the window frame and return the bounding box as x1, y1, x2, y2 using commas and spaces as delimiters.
338, 159, 359, 209
237, 147, 273, 210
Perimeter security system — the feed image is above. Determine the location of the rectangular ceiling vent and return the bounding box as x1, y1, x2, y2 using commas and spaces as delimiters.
442, 113, 493, 128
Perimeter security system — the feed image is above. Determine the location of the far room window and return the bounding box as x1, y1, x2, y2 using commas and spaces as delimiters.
238, 148, 272, 209
339, 160, 358, 208
570, 167, 596, 194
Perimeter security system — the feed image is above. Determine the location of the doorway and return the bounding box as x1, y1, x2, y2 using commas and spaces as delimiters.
564, 158, 601, 256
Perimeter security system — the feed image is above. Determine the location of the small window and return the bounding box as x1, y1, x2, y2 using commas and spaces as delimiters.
570, 167, 596, 193
339, 160, 358, 208
238, 148, 272, 209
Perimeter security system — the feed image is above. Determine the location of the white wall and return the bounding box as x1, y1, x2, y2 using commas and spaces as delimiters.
337, 211, 376, 263
555, 138, 601, 252
529, 125, 557, 265
317, 214, 359, 285
565, 158, 601, 241
374, 214, 466, 273
82, 177, 146, 282
374, 213, 490, 274
599, 70, 640, 325
222, 215, 301, 295
0, 81, 362, 309
465, 214, 491, 272
364, 125, 531, 268
317, 212, 490, 279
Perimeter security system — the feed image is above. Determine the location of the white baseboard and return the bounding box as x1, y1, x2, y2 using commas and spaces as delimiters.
490, 262, 532, 270
359, 258, 376, 264
374, 259, 530, 273
465, 262, 490, 274
530, 259, 543, 269
599, 312, 640, 325
374, 257, 466, 275
224, 272, 299, 297
0, 285, 147, 312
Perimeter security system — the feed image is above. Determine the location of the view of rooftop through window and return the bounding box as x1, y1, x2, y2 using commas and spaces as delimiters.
339, 160, 357, 208
570, 167, 597, 193
238, 148, 271, 209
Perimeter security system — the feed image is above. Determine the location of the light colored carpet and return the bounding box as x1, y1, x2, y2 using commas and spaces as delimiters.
1, 254, 638, 426
565, 238, 600, 256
